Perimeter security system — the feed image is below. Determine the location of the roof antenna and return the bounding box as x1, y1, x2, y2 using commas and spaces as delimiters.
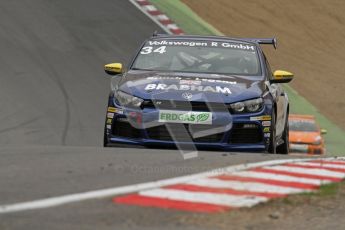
152, 31, 158, 37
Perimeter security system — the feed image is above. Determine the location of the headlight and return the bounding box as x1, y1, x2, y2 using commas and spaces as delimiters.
313, 136, 322, 145
115, 91, 143, 108
229, 98, 263, 113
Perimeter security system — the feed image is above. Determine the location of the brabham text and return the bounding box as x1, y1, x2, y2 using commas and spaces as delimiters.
145, 84, 232, 94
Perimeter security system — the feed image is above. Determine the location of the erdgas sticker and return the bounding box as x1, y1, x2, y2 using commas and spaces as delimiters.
159, 110, 212, 124
145, 84, 231, 94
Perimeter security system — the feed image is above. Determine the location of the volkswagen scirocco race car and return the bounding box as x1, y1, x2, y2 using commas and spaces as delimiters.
103, 34, 294, 154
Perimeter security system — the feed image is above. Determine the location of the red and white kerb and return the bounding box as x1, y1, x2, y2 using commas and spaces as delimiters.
131, 0, 184, 35
114, 159, 345, 213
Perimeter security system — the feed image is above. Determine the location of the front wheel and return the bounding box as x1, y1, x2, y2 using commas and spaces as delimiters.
268, 112, 276, 154
276, 115, 289, 154
103, 124, 109, 147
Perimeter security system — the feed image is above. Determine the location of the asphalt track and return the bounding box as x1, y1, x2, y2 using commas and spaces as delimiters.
0, 1, 300, 229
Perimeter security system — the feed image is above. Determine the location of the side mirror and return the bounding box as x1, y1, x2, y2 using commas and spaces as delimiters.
321, 129, 327, 135
104, 63, 123, 75
271, 70, 294, 83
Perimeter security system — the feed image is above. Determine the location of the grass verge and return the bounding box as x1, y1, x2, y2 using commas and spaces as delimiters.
281, 182, 342, 207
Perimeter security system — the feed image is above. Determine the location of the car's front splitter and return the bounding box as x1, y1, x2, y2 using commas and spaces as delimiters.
108, 136, 266, 151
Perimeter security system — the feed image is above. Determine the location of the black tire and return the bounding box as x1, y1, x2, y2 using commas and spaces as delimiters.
268, 112, 276, 154
277, 115, 289, 154
103, 124, 109, 147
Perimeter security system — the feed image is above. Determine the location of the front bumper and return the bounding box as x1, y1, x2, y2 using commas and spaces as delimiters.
289, 143, 325, 155
105, 103, 273, 151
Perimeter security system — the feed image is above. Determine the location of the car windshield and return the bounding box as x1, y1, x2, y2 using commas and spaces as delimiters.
289, 120, 318, 132
132, 39, 261, 75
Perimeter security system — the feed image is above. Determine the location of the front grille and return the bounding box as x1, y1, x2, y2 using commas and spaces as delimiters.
312, 149, 322, 154
112, 119, 141, 138
142, 100, 228, 112
146, 124, 225, 143
229, 123, 262, 144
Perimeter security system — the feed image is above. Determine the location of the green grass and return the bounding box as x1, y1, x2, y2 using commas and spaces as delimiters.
316, 182, 341, 196
282, 182, 342, 205
277, 182, 343, 209
150, 0, 345, 156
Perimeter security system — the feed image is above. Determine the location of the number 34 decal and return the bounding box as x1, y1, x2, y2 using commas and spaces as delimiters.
140, 46, 166, 55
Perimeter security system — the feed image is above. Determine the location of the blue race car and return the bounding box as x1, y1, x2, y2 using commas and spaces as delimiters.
103, 34, 294, 154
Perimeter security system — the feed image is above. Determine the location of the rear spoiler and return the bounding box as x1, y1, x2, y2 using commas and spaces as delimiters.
242, 38, 277, 49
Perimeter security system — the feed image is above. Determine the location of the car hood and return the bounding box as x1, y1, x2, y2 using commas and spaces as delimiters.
289, 131, 321, 144
115, 70, 266, 103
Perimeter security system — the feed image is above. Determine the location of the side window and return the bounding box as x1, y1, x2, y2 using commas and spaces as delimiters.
263, 55, 273, 80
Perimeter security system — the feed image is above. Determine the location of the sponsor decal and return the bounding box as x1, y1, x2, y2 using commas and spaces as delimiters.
147, 40, 255, 51
262, 121, 271, 126
148, 41, 209, 47
250, 116, 260, 121
106, 125, 111, 129
197, 78, 236, 85
107, 107, 116, 113
106, 118, 113, 124
147, 76, 182, 80
107, 107, 123, 114
116, 108, 124, 114
264, 133, 271, 138
250, 115, 272, 121
140, 46, 167, 55
221, 42, 255, 51
262, 115, 272, 121
117, 117, 128, 122
263, 127, 270, 132
159, 110, 212, 124
147, 76, 236, 85
107, 113, 114, 118
182, 92, 193, 100
145, 84, 231, 94
180, 80, 201, 85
